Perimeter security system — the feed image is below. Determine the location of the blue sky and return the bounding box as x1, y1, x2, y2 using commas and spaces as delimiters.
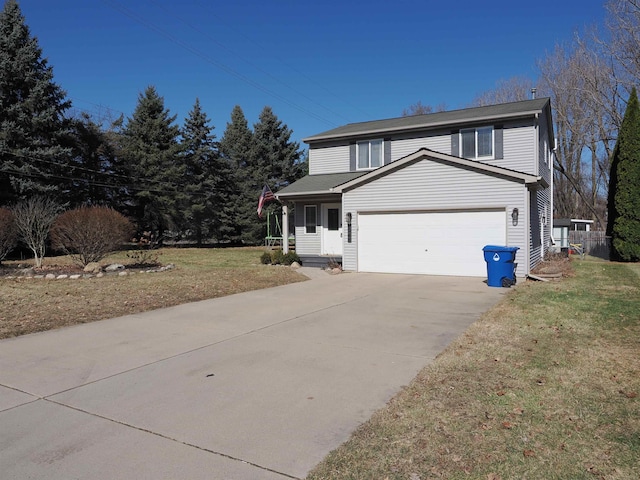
20, 0, 606, 146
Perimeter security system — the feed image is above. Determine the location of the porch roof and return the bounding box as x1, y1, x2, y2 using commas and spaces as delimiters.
275, 172, 366, 198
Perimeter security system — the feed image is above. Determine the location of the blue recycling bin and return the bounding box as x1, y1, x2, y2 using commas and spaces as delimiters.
483, 245, 519, 287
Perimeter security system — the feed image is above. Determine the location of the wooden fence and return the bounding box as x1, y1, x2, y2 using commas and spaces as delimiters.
569, 231, 611, 260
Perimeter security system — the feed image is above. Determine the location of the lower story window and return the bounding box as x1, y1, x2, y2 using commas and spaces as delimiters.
305, 205, 317, 234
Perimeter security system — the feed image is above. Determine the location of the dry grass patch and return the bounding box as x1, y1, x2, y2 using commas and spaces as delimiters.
0, 247, 306, 339
307, 260, 640, 480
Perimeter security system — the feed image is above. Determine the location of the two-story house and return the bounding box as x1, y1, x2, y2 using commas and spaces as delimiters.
276, 98, 554, 279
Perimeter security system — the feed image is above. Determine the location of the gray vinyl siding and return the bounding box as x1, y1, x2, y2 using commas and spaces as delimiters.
537, 114, 553, 184
309, 145, 350, 175
390, 134, 451, 160
491, 121, 536, 175
342, 159, 528, 277
293, 202, 321, 254
530, 186, 551, 271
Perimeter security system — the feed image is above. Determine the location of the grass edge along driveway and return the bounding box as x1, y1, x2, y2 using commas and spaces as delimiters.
307, 260, 640, 480
0, 247, 306, 339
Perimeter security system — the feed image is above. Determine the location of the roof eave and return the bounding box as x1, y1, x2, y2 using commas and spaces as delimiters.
275, 189, 341, 199
303, 109, 546, 144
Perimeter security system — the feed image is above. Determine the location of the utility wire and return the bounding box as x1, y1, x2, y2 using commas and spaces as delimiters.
148, 0, 353, 124
102, 0, 339, 127
1, 150, 231, 198
192, 0, 372, 120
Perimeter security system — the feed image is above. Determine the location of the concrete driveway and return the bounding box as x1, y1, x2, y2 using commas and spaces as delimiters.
0, 271, 504, 479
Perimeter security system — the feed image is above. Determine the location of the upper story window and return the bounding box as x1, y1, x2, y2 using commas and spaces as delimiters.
461, 127, 493, 159
357, 139, 383, 169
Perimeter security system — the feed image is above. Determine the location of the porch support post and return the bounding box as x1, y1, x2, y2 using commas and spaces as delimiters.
282, 203, 289, 254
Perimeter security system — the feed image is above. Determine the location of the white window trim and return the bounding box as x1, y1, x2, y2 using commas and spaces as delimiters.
460, 127, 494, 160
304, 205, 317, 235
356, 139, 384, 170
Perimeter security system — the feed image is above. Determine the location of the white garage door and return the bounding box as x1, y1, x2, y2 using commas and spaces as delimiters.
358, 210, 506, 276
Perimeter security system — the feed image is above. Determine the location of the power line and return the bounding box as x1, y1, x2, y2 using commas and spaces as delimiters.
192, 0, 372, 120
147, 0, 353, 124
101, 0, 339, 128
1, 150, 233, 198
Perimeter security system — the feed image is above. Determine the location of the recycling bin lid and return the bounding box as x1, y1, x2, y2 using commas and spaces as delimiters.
482, 245, 520, 252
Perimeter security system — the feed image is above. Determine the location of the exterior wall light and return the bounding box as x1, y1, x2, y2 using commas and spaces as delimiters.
511, 208, 519, 226
345, 212, 352, 224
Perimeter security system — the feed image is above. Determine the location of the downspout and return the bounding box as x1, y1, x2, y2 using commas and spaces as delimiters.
282, 203, 289, 254
525, 186, 531, 276
551, 138, 557, 248
534, 113, 543, 260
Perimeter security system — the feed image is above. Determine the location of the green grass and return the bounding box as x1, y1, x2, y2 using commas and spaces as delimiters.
307, 260, 640, 480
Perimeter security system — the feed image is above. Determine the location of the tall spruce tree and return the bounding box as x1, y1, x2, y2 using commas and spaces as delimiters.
607, 87, 640, 261
247, 106, 305, 243
62, 112, 118, 207
181, 99, 231, 244
120, 86, 184, 241
0, 0, 71, 204
219, 105, 254, 242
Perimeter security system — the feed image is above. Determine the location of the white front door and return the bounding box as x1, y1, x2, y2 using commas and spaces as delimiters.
322, 204, 342, 255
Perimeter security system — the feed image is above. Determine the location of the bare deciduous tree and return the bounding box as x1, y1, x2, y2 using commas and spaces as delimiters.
0, 207, 18, 263
604, 0, 640, 93
471, 76, 536, 107
12, 197, 64, 268
401, 101, 447, 116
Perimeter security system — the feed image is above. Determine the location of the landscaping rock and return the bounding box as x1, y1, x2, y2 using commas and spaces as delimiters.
56, 274, 68, 280
118, 271, 128, 276
84, 262, 102, 273
45, 274, 56, 280
290, 261, 301, 269
96, 272, 104, 278
70, 274, 81, 280
105, 263, 125, 272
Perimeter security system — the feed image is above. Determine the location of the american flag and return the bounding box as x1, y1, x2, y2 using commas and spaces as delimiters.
257, 185, 275, 218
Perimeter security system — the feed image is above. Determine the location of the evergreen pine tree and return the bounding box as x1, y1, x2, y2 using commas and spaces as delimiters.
247, 106, 305, 243
120, 86, 184, 241
181, 98, 231, 245
608, 87, 640, 261
63, 112, 118, 207
219, 105, 254, 242
0, 0, 71, 204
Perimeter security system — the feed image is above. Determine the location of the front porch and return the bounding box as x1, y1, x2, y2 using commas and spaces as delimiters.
299, 254, 342, 269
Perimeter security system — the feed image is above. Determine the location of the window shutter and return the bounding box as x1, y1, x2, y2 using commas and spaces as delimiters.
349, 143, 356, 171
451, 130, 459, 156
384, 138, 391, 165
494, 125, 503, 159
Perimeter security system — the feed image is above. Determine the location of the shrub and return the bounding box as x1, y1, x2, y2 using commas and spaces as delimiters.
126, 231, 161, 267
260, 251, 272, 264
283, 251, 301, 265
271, 249, 285, 265
0, 208, 18, 264
50, 206, 135, 266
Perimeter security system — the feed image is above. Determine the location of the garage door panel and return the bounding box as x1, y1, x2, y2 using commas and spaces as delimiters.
358, 211, 506, 277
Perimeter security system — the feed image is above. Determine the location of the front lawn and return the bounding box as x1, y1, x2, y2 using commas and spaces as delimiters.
0, 247, 305, 339
307, 260, 640, 479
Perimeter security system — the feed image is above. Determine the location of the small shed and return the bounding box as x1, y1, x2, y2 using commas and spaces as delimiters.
552, 218, 594, 249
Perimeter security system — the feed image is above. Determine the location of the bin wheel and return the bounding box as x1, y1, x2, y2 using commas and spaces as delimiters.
501, 277, 514, 288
